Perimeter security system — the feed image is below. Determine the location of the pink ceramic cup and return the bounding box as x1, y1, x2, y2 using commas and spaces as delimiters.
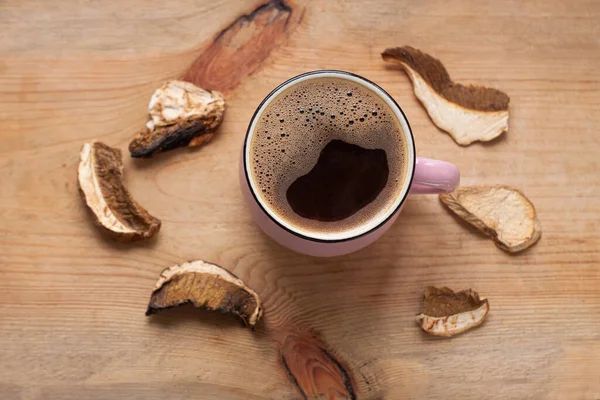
240, 71, 459, 257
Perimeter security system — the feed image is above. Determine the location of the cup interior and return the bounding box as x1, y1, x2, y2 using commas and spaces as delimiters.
243, 70, 416, 242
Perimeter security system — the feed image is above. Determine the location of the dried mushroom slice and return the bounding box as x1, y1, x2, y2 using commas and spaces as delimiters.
382, 46, 509, 145
416, 286, 489, 337
440, 185, 541, 253
146, 260, 263, 328
78, 141, 161, 242
129, 80, 225, 158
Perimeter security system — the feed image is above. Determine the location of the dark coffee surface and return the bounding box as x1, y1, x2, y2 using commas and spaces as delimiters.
287, 140, 389, 222
249, 76, 408, 237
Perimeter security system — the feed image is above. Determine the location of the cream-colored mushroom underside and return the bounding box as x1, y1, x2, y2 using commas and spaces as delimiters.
455, 187, 539, 249
146, 80, 225, 131
416, 300, 489, 337
403, 66, 509, 146
78, 143, 136, 234
155, 260, 262, 326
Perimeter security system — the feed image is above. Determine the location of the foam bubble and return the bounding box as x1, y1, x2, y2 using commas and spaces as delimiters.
249, 77, 408, 236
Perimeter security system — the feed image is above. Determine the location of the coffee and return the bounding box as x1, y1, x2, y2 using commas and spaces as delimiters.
286, 140, 389, 222
249, 76, 409, 237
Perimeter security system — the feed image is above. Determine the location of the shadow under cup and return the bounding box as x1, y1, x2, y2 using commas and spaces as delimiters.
240, 70, 458, 257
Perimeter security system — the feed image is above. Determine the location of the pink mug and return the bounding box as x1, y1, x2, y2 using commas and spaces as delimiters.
240, 71, 459, 257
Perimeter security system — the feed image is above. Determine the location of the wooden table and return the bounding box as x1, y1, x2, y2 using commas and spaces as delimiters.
1, 1, 599, 399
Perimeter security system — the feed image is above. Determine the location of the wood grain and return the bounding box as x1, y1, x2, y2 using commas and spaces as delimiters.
1, 0, 599, 399
183, 0, 304, 93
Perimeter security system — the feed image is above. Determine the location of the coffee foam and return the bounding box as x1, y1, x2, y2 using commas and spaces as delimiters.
249, 76, 408, 237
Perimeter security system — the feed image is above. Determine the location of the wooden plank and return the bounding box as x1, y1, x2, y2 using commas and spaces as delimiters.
0, 0, 599, 398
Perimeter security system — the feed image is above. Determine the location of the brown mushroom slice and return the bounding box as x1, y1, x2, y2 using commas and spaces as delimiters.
146, 260, 263, 328
129, 80, 225, 158
382, 46, 509, 146
416, 286, 489, 337
440, 185, 541, 253
78, 141, 161, 242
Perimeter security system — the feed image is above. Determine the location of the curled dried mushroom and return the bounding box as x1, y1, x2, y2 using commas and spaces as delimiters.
416, 286, 489, 337
382, 46, 509, 146
78, 141, 161, 242
146, 260, 263, 328
129, 80, 225, 158
440, 185, 541, 253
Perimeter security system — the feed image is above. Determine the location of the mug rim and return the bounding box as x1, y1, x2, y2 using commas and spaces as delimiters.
243, 70, 416, 243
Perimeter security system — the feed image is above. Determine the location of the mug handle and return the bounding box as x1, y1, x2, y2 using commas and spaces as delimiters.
410, 157, 460, 194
